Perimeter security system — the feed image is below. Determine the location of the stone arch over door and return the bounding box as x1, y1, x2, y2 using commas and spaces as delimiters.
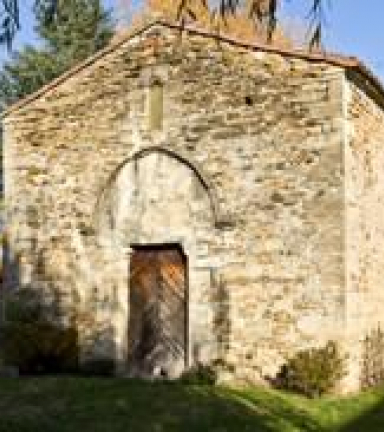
96, 146, 221, 227
95, 147, 220, 374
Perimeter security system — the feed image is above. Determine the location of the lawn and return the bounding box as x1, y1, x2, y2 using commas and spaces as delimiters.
1, 377, 384, 431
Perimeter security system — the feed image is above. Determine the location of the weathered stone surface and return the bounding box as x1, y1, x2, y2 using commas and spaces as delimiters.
343, 81, 384, 390
2, 21, 384, 392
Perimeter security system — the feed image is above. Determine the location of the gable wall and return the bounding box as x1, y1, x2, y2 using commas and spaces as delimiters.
3, 25, 347, 382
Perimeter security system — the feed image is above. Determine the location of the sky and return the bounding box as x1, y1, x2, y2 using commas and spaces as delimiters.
1, 0, 384, 82
280, 0, 384, 80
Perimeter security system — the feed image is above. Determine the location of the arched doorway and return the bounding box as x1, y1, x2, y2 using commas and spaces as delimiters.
95, 147, 219, 375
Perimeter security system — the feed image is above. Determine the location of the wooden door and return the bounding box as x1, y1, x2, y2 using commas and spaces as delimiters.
128, 246, 187, 377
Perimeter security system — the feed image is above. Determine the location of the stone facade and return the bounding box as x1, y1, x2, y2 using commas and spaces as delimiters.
2, 21, 384, 390
344, 80, 384, 387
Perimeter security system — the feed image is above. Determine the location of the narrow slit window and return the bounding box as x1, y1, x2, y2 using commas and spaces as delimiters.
149, 81, 164, 130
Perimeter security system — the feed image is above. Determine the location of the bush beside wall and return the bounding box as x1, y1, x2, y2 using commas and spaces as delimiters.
274, 341, 346, 398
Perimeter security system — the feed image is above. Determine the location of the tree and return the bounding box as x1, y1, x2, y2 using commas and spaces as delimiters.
0, 0, 113, 109
34, 0, 113, 65
0, 1, 327, 49
141, 0, 292, 47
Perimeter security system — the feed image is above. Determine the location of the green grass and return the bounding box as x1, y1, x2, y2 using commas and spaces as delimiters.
1, 377, 384, 431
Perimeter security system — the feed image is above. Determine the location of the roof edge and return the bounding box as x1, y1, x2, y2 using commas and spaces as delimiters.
2, 18, 161, 119
2, 18, 384, 118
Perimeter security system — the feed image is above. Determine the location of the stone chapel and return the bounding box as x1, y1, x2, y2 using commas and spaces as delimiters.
2, 19, 384, 391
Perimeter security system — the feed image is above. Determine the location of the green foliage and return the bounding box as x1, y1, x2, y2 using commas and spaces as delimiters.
361, 326, 384, 389
274, 341, 346, 398
2, 376, 384, 431
0, 0, 113, 110
0, 289, 79, 374
34, 0, 113, 64
0, 47, 58, 109
180, 362, 218, 385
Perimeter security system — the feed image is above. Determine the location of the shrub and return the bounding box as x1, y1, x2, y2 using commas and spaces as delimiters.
180, 362, 218, 385
0, 290, 79, 374
361, 326, 384, 389
274, 341, 346, 398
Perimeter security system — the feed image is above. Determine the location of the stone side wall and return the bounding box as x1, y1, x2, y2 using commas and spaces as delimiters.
345, 80, 384, 389
3, 24, 346, 382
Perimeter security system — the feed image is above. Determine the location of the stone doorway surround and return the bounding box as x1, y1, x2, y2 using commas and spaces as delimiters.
95, 146, 223, 371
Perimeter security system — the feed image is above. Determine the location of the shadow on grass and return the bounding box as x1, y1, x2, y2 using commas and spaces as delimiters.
336, 393, 384, 432
0, 377, 324, 432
